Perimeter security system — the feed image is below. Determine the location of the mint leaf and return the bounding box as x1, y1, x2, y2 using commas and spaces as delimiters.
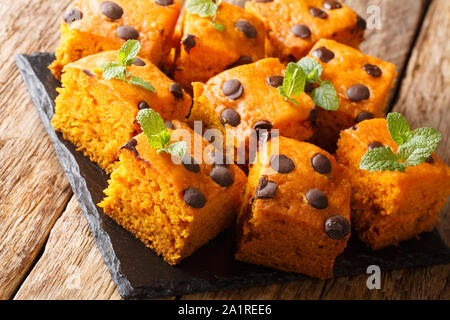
278, 86, 298, 105
118, 40, 141, 66
311, 80, 339, 111
137, 109, 166, 136
101, 62, 128, 80
397, 127, 442, 166
128, 76, 156, 92
211, 21, 226, 32
280, 62, 306, 98
165, 141, 187, 158
360, 147, 407, 172
297, 57, 322, 83
387, 112, 410, 145
186, 0, 218, 18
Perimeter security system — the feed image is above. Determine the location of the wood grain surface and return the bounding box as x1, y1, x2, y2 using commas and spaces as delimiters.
1, 0, 448, 300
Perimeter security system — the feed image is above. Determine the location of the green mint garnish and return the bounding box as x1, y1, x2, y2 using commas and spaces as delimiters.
136, 108, 187, 158
186, 0, 225, 32
278, 57, 339, 111
101, 40, 155, 92
360, 112, 442, 172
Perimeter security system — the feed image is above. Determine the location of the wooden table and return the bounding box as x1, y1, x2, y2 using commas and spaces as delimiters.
1, 0, 449, 300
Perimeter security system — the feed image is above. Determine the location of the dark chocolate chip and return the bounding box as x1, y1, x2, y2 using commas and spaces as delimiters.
155, 0, 173, 6
310, 7, 328, 19
132, 58, 146, 66
347, 84, 370, 102
368, 141, 384, 151
138, 101, 149, 110
182, 34, 197, 54
325, 215, 350, 240
63, 8, 82, 23
270, 154, 295, 174
227, 56, 253, 69
256, 177, 277, 199
253, 120, 272, 132
164, 120, 175, 130
425, 156, 434, 164
220, 108, 241, 127
291, 24, 311, 39
83, 69, 94, 77
311, 153, 332, 174
266, 75, 284, 88
116, 26, 139, 40
100, 1, 123, 20
222, 79, 243, 100
183, 187, 207, 208
306, 189, 328, 209
235, 20, 257, 38
323, 0, 342, 10
363, 64, 382, 77
169, 83, 183, 99
357, 15, 367, 30
355, 111, 374, 123
121, 138, 137, 153
309, 106, 318, 125
312, 46, 335, 63
210, 166, 234, 187
182, 154, 200, 173
304, 82, 314, 94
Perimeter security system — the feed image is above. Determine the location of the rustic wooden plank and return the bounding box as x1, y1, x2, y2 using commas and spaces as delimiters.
13, 197, 122, 300
0, 0, 73, 299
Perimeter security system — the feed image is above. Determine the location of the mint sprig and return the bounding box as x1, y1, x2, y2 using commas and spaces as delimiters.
101, 40, 155, 92
136, 108, 187, 158
186, 0, 225, 32
360, 112, 442, 172
278, 57, 339, 111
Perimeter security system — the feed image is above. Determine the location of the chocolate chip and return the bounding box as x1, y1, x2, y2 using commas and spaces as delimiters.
355, 111, 374, 123
253, 120, 272, 132
222, 79, 243, 100
256, 177, 277, 199
235, 20, 257, 38
310, 7, 328, 19
368, 141, 384, 151
266, 75, 284, 88
306, 189, 328, 209
83, 69, 94, 77
309, 107, 318, 126
325, 215, 350, 240
357, 15, 367, 30
132, 58, 146, 66
182, 154, 200, 173
182, 34, 197, 54
304, 82, 314, 94
117, 26, 139, 40
349, 125, 358, 130
347, 84, 370, 102
121, 138, 137, 153
210, 166, 234, 187
220, 108, 241, 127
312, 46, 335, 63
155, 0, 173, 6
323, 1, 342, 10
138, 101, 149, 110
227, 56, 253, 69
311, 154, 332, 174
164, 120, 175, 130
291, 24, 311, 39
63, 8, 82, 23
425, 156, 434, 164
270, 154, 295, 174
100, 1, 123, 20
363, 64, 382, 77
183, 187, 207, 208
169, 83, 183, 99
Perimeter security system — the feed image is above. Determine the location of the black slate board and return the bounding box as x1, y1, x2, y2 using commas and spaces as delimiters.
15, 52, 450, 299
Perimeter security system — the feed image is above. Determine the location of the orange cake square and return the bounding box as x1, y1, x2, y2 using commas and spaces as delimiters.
49, 0, 182, 78
174, 0, 266, 89
336, 118, 450, 250
236, 136, 351, 279
245, 0, 365, 61
307, 39, 397, 151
